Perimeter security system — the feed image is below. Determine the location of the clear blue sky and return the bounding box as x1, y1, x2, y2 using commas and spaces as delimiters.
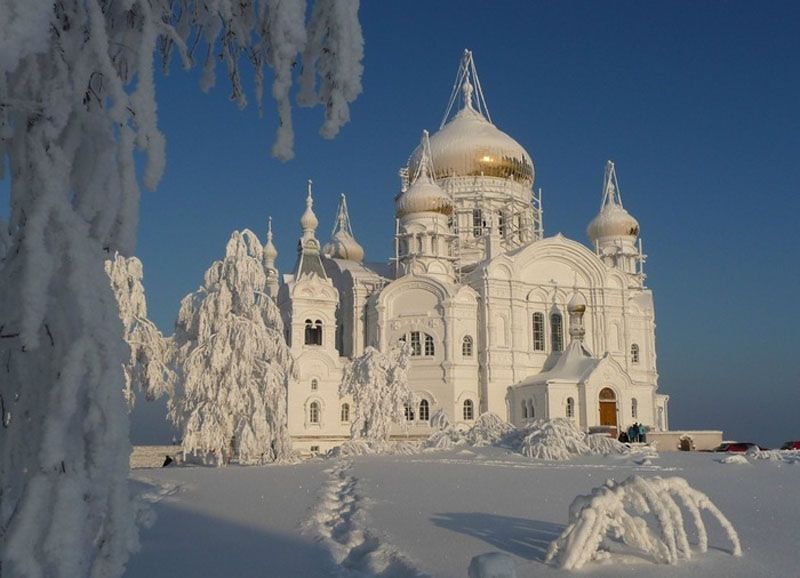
3, 1, 799, 446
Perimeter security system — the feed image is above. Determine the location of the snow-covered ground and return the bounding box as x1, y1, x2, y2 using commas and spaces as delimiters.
126, 448, 799, 577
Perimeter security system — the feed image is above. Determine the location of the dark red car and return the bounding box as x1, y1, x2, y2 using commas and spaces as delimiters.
780, 441, 800, 450
712, 442, 766, 453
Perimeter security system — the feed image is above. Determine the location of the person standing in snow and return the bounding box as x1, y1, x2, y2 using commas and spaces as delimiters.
638, 423, 647, 444
628, 424, 638, 443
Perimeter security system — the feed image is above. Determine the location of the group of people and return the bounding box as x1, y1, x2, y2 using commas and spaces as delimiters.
618, 422, 647, 444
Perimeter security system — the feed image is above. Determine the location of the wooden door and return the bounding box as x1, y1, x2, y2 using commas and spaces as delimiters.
599, 402, 617, 427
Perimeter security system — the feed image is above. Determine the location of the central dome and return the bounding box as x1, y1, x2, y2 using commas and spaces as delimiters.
407, 103, 534, 186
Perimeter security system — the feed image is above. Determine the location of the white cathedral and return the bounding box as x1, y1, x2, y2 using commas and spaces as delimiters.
266, 51, 670, 454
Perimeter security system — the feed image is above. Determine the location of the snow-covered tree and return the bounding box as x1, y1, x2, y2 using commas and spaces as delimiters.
546, 475, 742, 570
340, 344, 413, 444
106, 253, 175, 408
169, 230, 295, 465
0, 1, 363, 574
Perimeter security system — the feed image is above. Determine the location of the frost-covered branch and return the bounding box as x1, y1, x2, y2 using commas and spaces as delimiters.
169, 230, 296, 465
0, 1, 362, 574
546, 475, 742, 570
106, 253, 175, 408
340, 344, 413, 444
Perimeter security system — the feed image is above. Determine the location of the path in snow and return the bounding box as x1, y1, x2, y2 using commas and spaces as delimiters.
305, 459, 429, 577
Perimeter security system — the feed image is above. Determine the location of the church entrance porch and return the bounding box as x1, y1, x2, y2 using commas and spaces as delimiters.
599, 387, 618, 437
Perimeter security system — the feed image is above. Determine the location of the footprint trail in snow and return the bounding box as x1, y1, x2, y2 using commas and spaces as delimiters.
305, 460, 429, 577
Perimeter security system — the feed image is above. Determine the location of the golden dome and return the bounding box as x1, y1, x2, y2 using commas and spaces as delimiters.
395, 168, 453, 218
408, 106, 534, 186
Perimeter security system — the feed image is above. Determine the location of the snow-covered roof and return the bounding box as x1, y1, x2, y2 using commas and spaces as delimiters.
516, 339, 599, 386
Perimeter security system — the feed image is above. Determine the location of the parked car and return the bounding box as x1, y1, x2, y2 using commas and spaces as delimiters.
711, 442, 767, 453
780, 441, 800, 450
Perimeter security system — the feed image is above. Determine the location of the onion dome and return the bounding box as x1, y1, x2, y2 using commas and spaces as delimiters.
587, 162, 640, 243
396, 131, 453, 218
324, 194, 365, 262
264, 216, 278, 266
407, 57, 534, 186
300, 179, 319, 239
567, 291, 587, 314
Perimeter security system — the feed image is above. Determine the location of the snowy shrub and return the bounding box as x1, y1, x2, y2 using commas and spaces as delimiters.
752, 450, 800, 464
717, 455, 750, 465
430, 408, 450, 430
467, 413, 515, 447
586, 433, 628, 455
518, 418, 591, 460
423, 425, 470, 451
340, 344, 414, 443
169, 230, 296, 465
327, 440, 373, 459
106, 254, 175, 408
546, 475, 742, 570
0, 1, 363, 574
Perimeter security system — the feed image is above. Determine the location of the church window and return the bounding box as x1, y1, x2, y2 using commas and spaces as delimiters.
419, 399, 430, 421
462, 335, 473, 357
566, 397, 575, 418
424, 333, 435, 356
311, 378, 318, 391
410, 331, 422, 356
497, 211, 506, 237
631, 398, 638, 419
472, 209, 483, 237
309, 401, 320, 424
404, 402, 415, 421
529, 400, 535, 419
521, 401, 528, 419
463, 399, 474, 421
305, 319, 322, 346
341, 403, 350, 423
631, 343, 640, 364
551, 313, 564, 352
532, 313, 545, 351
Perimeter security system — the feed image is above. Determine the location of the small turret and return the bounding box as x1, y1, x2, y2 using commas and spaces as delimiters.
264, 216, 280, 299
587, 161, 644, 275
324, 193, 365, 263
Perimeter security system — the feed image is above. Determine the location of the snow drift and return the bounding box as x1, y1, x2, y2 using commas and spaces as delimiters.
546, 475, 742, 570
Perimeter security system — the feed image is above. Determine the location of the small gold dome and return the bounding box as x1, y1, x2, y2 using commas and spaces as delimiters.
395, 169, 453, 218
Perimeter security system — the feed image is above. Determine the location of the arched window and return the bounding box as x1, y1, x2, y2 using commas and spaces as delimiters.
419, 399, 430, 422
404, 402, 415, 421
304, 319, 322, 346
409, 331, 422, 356
521, 400, 528, 419
497, 210, 506, 237
532, 312, 545, 351
529, 400, 535, 419
463, 399, 474, 421
311, 378, 318, 391
462, 335, 473, 357
341, 403, 350, 423
631, 343, 640, 364
309, 401, 320, 424
631, 398, 638, 419
551, 313, 563, 352
424, 333, 435, 356
472, 209, 483, 237
566, 397, 575, 418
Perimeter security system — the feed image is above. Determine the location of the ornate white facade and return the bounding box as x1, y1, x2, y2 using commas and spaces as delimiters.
273, 51, 670, 453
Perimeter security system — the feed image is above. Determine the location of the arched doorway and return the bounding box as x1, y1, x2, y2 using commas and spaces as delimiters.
598, 387, 618, 435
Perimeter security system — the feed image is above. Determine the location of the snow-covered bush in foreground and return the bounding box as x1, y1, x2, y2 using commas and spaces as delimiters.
546, 475, 742, 570
717, 454, 750, 465
340, 344, 413, 444
468, 552, 517, 578
169, 231, 296, 465
106, 254, 175, 408
752, 450, 800, 464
